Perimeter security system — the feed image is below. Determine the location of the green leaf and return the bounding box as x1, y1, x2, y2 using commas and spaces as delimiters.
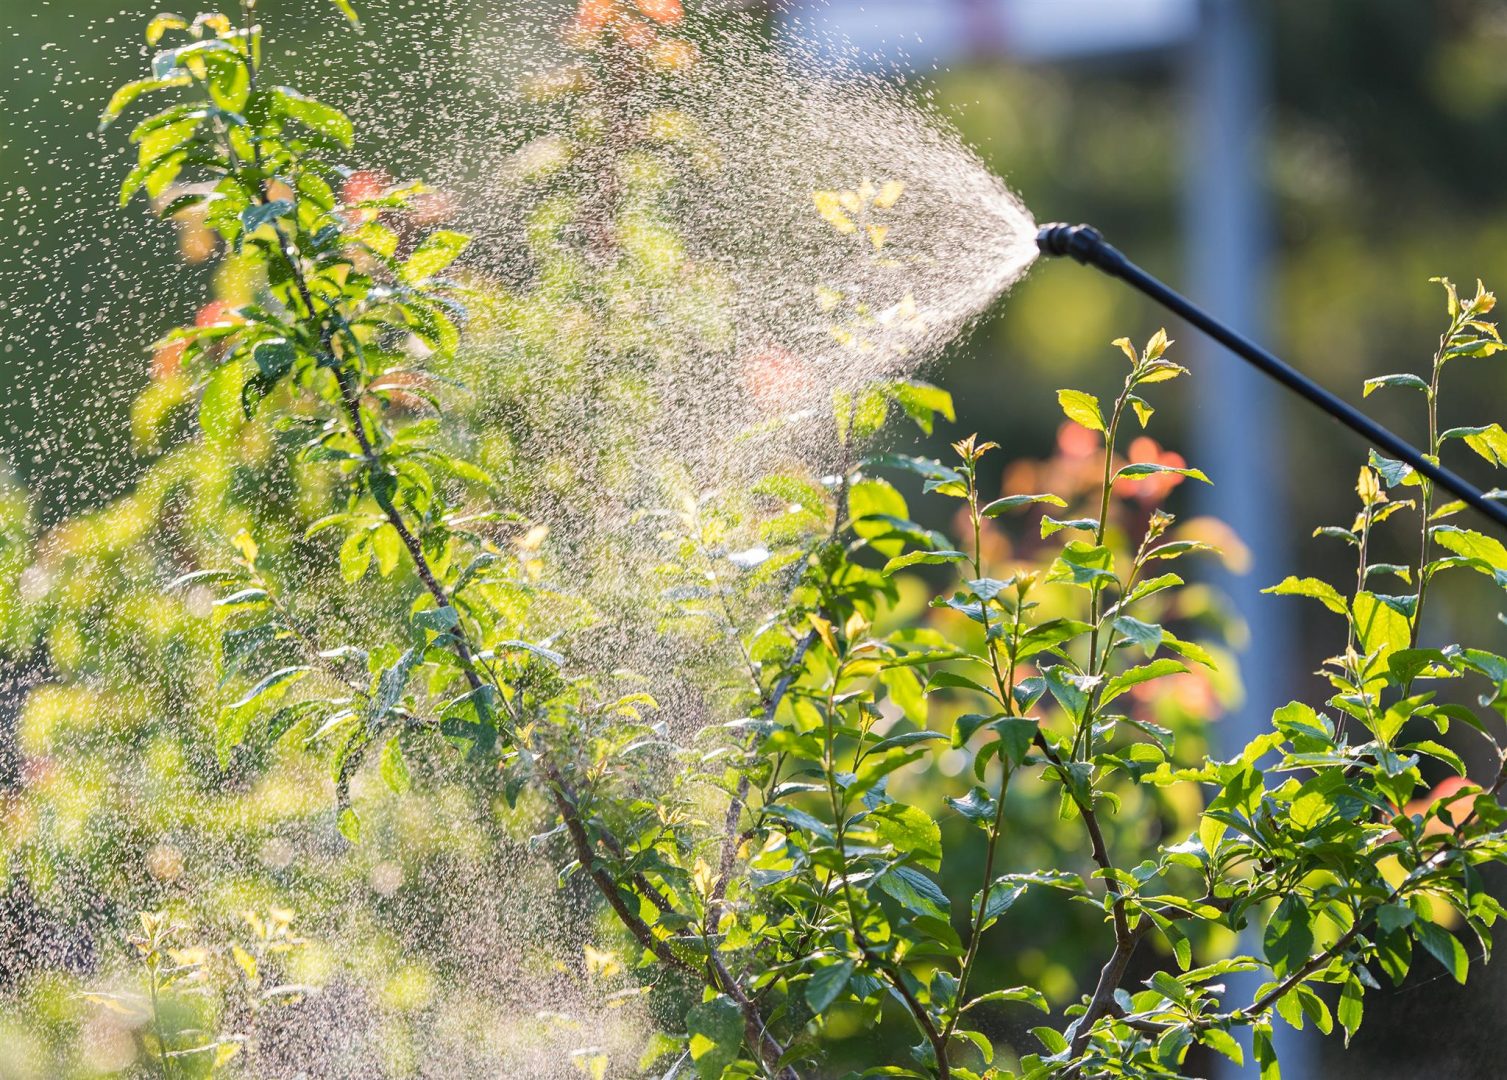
1057, 389, 1105, 433
981, 493, 1067, 517
1043, 666, 1096, 721
339, 530, 372, 583
329, 0, 362, 23
119, 145, 188, 207
991, 716, 1039, 768
379, 735, 411, 794
1031, 1027, 1068, 1055
401, 230, 470, 285
1415, 920, 1469, 983
1014, 618, 1092, 661
145, 14, 188, 45
274, 86, 354, 147
1338, 976, 1364, 1047
1369, 450, 1416, 488
1198, 1027, 1243, 1066
200, 358, 250, 442
241, 340, 296, 416
1434, 524, 1507, 573
1263, 893, 1314, 978
218, 666, 311, 765
805, 959, 855, 1014
871, 803, 942, 872
947, 786, 997, 824
1047, 542, 1116, 588
1253, 1023, 1280, 1080
1352, 591, 1412, 658
495, 639, 566, 667
1040, 515, 1099, 538
1101, 659, 1186, 704
1115, 462, 1211, 484
100, 76, 191, 130
1262, 576, 1348, 616
1442, 423, 1507, 468
962, 986, 1048, 1014
1376, 904, 1415, 934
1362, 373, 1431, 397
241, 199, 293, 234
953, 711, 1006, 747
371, 523, 402, 577
924, 670, 996, 699
972, 879, 1026, 932
884, 381, 955, 435
1145, 539, 1219, 562
1407, 739, 1467, 776
878, 866, 950, 920
865, 453, 963, 485
686, 995, 743, 1080
868, 729, 947, 755
1111, 615, 1163, 655
337, 807, 361, 842
882, 550, 967, 576
1147, 970, 1187, 1005
1125, 572, 1182, 605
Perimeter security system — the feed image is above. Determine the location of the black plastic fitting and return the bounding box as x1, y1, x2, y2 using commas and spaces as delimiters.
1036, 222, 1128, 275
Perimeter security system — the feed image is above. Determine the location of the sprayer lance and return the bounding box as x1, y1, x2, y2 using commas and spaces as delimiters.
1036, 222, 1507, 533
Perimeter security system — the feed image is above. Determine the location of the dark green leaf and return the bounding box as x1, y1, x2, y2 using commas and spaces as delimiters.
805, 959, 855, 1013
981, 493, 1067, 517
1415, 920, 1469, 983
1263, 894, 1314, 978
686, 995, 744, 1080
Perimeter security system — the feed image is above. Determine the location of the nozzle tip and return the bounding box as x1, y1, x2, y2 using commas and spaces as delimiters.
1036, 222, 1103, 260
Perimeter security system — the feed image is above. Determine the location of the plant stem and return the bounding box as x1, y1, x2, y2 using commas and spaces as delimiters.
147, 963, 173, 1080
1077, 384, 1131, 758
945, 471, 1019, 1038
822, 659, 950, 1077
1411, 323, 1454, 649
943, 766, 1011, 1044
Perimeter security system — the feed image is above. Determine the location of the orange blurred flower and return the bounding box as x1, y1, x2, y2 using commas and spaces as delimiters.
634, 0, 683, 25
341, 168, 392, 224
1057, 420, 1099, 460
151, 340, 186, 381
575, 0, 617, 33
742, 347, 813, 414
195, 300, 240, 328
1129, 669, 1218, 718
619, 19, 659, 50
572, 0, 681, 46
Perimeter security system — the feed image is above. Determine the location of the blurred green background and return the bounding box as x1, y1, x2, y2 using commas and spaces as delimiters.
6, 0, 1507, 1075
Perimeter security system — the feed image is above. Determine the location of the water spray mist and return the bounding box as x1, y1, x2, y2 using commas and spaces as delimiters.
1037, 222, 1507, 532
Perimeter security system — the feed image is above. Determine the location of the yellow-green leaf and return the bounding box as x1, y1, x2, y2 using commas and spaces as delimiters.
1057, 389, 1105, 433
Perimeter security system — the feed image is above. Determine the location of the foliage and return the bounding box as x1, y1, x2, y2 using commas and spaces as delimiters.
9, 1, 1507, 1079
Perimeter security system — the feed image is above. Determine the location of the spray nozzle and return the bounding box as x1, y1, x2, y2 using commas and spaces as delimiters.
1036, 222, 1128, 275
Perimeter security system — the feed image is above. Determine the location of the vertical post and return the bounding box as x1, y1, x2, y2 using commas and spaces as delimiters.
1184, 1, 1311, 1075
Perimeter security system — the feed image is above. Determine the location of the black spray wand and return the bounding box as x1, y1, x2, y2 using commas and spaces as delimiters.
1037, 222, 1507, 532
